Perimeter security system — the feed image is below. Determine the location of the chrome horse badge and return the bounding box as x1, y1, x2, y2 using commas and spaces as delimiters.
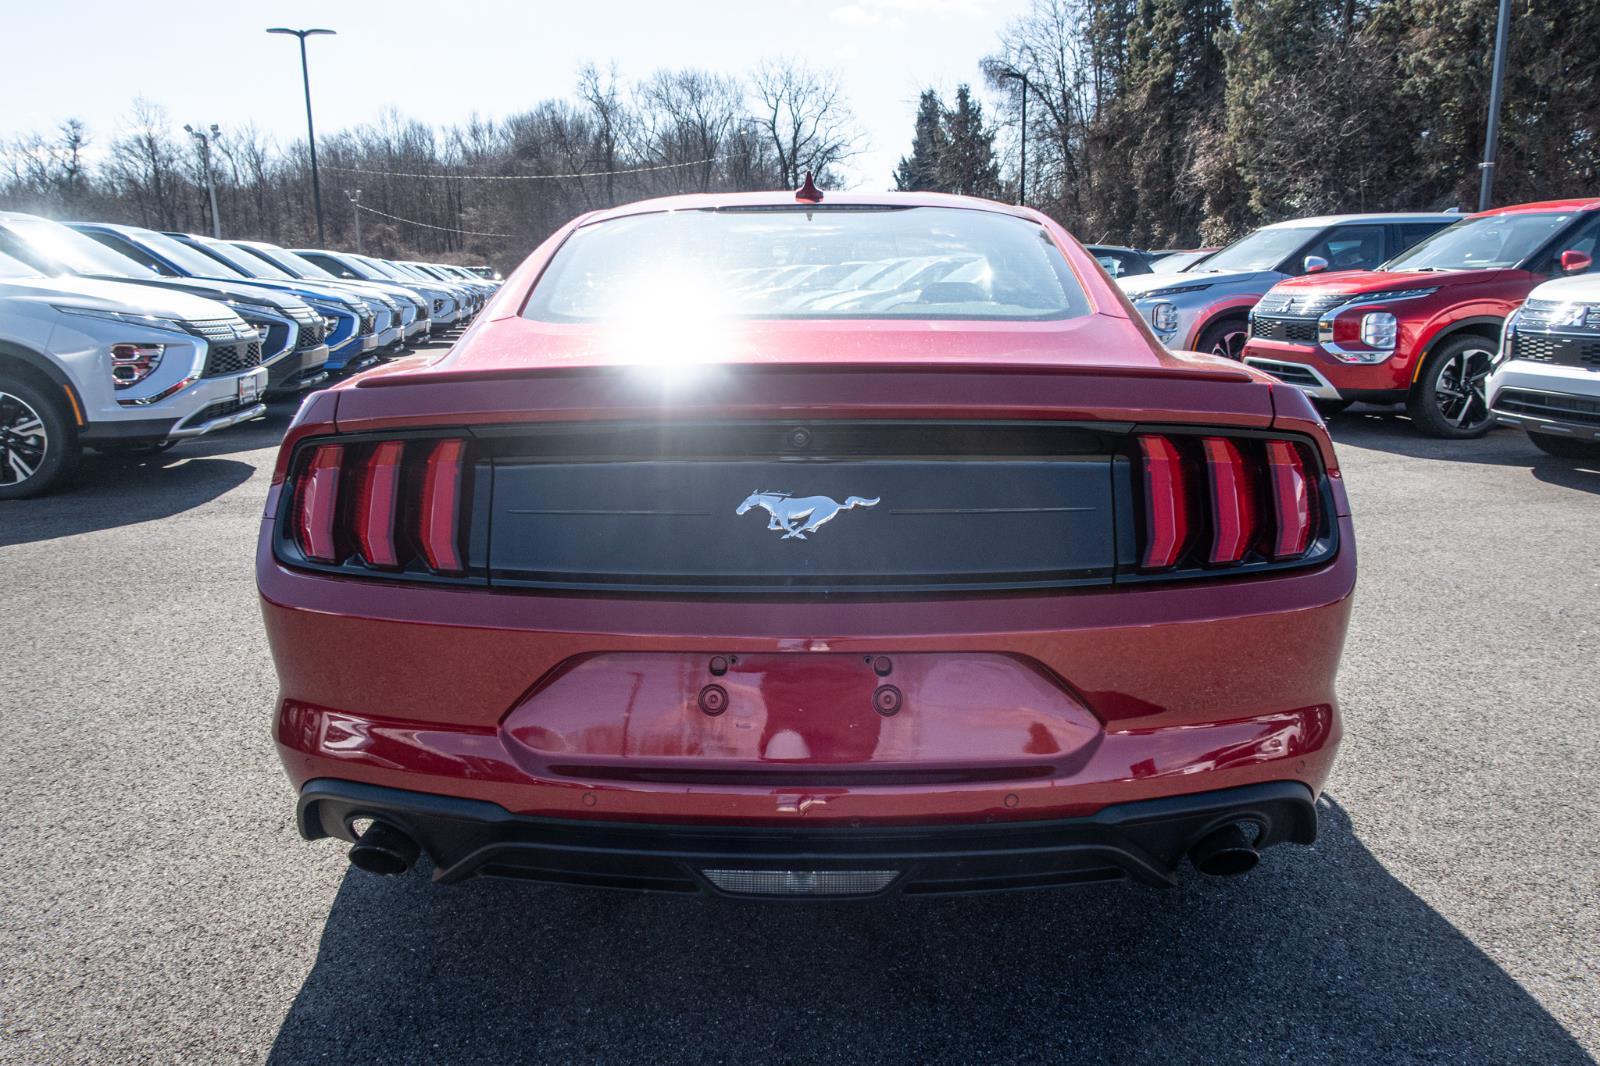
736, 491, 880, 540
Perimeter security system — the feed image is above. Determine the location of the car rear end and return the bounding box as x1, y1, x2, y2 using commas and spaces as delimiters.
259, 194, 1353, 899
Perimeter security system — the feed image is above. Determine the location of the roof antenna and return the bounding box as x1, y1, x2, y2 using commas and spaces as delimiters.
795, 171, 823, 203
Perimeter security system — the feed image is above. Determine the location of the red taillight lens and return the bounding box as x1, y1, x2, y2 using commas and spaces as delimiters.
1264, 439, 1313, 558
295, 444, 345, 563
352, 441, 404, 569
1201, 437, 1258, 565
418, 439, 466, 574
1137, 435, 1190, 570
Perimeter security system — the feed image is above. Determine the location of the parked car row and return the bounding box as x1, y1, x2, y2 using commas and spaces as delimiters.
0, 209, 499, 498
1116, 197, 1600, 448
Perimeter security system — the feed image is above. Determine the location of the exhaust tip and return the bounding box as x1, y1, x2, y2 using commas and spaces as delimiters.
347, 820, 420, 876
1189, 823, 1260, 877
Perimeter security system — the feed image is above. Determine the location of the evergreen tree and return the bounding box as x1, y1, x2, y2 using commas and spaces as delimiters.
894, 90, 949, 191
938, 85, 1002, 198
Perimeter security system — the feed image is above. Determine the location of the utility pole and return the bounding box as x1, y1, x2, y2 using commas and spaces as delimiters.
1477, 0, 1512, 211
185, 124, 222, 237
346, 189, 363, 253
267, 27, 336, 244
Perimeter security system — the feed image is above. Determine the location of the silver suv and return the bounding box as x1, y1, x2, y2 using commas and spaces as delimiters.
0, 250, 266, 498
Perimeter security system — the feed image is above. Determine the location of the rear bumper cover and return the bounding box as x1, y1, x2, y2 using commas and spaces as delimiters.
299, 777, 1317, 895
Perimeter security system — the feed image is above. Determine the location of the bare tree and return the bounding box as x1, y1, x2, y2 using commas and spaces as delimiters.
749, 59, 860, 188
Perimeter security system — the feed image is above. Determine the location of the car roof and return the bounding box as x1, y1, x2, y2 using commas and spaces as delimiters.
1259, 212, 1460, 229
1469, 197, 1600, 218
578, 189, 1037, 228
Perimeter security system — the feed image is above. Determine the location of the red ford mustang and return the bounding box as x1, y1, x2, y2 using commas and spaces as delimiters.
260, 188, 1353, 899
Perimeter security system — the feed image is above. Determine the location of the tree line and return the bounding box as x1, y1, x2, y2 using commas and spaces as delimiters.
966, 0, 1598, 247
3, 0, 1596, 266
0, 60, 862, 272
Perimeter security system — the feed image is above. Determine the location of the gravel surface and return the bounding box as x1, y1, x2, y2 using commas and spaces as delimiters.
1, 393, 1595, 1065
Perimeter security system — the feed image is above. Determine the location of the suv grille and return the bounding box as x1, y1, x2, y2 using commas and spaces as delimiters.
1249, 317, 1319, 343
203, 339, 263, 377
1518, 298, 1600, 332
1253, 292, 1347, 318
186, 317, 255, 342
357, 313, 376, 337
293, 316, 328, 349
1495, 388, 1600, 427
1510, 331, 1600, 368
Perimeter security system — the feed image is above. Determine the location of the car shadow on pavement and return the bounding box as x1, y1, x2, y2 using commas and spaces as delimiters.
0, 452, 256, 547
265, 797, 1591, 1065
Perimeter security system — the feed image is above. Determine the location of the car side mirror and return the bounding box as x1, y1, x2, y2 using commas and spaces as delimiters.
1303, 255, 1329, 274
1560, 249, 1593, 273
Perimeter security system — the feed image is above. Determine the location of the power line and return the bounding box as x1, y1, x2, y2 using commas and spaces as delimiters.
320, 157, 715, 181
349, 200, 514, 238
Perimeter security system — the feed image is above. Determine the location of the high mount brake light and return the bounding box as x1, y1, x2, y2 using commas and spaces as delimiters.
1137, 434, 1317, 572
290, 438, 468, 574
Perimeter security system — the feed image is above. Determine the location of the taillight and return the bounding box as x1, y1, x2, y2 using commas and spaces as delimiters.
1137, 435, 1189, 569
1264, 439, 1314, 559
1201, 437, 1258, 565
352, 441, 404, 569
1137, 434, 1321, 573
289, 438, 469, 575
295, 445, 344, 563
418, 439, 465, 574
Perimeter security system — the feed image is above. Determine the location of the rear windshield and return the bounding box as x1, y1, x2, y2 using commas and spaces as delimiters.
522, 206, 1092, 322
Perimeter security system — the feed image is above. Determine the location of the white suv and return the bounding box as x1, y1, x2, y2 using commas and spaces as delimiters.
0, 250, 267, 498
1488, 271, 1600, 460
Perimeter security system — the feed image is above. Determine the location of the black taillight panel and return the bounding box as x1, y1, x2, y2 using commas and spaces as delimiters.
1115, 426, 1338, 585
275, 431, 490, 586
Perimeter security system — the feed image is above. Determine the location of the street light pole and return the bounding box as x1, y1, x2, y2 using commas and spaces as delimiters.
997, 69, 1030, 207
1477, 0, 1512, 211
267, 27, 336, 244
185, 123, 222, 237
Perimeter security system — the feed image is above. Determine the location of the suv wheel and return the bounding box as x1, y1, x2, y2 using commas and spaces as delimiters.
1408, 336, 1496, 438
1196, 317, 1248, 360
0, 375, 79, 499
1528, 432, 1600, 461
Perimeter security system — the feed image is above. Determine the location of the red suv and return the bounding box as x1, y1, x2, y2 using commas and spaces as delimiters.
1242, 198, 1600, 437
260, 190, 1353, 899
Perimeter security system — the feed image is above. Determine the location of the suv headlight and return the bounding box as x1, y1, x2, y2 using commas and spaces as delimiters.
1148, 301, 1179, 334
109, 342, 164, 388
1360, 311, 1397, 349
53, 305, 187, 332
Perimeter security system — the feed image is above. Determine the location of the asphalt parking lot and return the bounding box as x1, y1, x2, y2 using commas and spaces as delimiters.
1, 380, 1596, 1064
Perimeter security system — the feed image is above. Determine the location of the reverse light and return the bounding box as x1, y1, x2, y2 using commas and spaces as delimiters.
109, 342, 164, 388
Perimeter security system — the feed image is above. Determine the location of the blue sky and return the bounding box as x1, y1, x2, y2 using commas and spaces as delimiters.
5, 0, 1030, 188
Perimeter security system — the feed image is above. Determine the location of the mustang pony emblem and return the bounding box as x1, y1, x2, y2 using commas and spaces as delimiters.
736, 491, 880, 540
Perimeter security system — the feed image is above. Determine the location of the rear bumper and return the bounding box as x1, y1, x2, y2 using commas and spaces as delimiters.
298, 778, 1317, 895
